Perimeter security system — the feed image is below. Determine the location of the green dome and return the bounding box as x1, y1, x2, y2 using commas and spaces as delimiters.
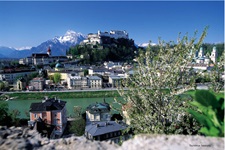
55, 62, 63, 68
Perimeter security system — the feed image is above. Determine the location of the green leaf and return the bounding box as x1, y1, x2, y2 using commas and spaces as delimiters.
187, 109, 213, 128
200, 126, 220, 137
195, 90, 218, 109
206, 107, 221, 128
189, 101, 209, 114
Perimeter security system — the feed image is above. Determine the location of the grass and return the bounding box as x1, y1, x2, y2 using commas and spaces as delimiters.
1, 89, 223, 100
0, 91, 121, 100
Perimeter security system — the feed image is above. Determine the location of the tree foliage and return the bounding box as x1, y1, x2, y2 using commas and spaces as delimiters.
70, 118, 86, 136
73, 106, 83, 118
53, 73, 61, 84
0, 102, 21, 126
67, 38, 137, 64
116, 28, 208, 134
209, 51, 224, 93
0, 81, 9, 91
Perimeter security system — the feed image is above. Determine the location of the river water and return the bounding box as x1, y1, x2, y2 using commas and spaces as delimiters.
5, 97, 121, 119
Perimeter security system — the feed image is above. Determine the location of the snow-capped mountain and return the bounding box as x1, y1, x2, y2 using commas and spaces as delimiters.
15, 47, 32, 51
57, 30, 86, 44
0, 46, 17, 58
138, 42, 157, 48
0, 30, 86, 58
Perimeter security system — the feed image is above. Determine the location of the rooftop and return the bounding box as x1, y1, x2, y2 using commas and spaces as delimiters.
85, 121, 127, 136
86, 102, 110, 114
88, 76, 102, 80
30, 98, 66, 112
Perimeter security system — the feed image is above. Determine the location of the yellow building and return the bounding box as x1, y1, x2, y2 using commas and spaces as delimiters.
48, 71, 69, 81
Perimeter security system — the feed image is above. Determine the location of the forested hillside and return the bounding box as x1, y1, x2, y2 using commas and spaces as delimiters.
66, 38, 137, 64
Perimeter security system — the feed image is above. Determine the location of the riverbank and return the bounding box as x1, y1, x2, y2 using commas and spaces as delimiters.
0, 89, 223, 100
0, 90, 120, 100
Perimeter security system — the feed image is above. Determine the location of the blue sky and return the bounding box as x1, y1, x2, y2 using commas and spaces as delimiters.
0, 1, 224, 48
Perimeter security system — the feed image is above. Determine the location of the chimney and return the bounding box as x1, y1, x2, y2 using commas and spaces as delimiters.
58, 99, 61, 103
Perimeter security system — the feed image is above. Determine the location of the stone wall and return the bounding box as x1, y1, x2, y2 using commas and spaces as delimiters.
0, 126, 224, 150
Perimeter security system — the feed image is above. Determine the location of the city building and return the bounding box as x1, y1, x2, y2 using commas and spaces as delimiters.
88, 76, 102, 88
188, 46, 218, 71
108, 75, 124, 88
86, 102, 111, 123
19, 47, 68, 66
16, 77, 26, 91
85, 121, 130, 143
0, 69, 37, 84
67, 73, 88, 89
194, 46, 218, 65
88, 67, 108, 76
28, 97, 67, 138
29, 77, 45, 91
82, 30, 129, 45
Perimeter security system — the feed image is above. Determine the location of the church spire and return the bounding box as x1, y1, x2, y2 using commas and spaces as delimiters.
47, 46, 51, 56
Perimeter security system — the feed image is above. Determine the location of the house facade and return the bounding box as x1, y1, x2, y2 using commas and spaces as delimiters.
28, 97, 67, 138
85, 101, 131, 143
16, 77, 26, 90
108, 76, 123, 88
0, 70, 37, 84
88, 76, 102, 89
86, 102, 111, 123
67, 73, 88, 89
29, 77, 45, 91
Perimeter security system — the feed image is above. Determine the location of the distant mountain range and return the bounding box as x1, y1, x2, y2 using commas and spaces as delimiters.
0, 30, 153, 59
0, 30, 86, 58
138, 42, 157, 48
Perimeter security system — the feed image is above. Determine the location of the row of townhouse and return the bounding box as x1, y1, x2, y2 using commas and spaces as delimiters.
48, 67, 131, 89
49, 60, 133, 89
48, 70, 103, 89
19, 47, 68, 66
0, 70, 132, 91
0, 69, 37, 84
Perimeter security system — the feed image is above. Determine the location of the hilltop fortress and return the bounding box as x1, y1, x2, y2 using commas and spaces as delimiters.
82, 30, 129, 45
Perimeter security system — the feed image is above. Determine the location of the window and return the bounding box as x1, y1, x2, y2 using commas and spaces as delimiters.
34, 114, 38, 119
114, 132, 117, 136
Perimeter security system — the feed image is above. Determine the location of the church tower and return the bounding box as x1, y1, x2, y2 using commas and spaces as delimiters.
210, 46, 217, 64
47, 47, 51, 56
198, 47, 204, 58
